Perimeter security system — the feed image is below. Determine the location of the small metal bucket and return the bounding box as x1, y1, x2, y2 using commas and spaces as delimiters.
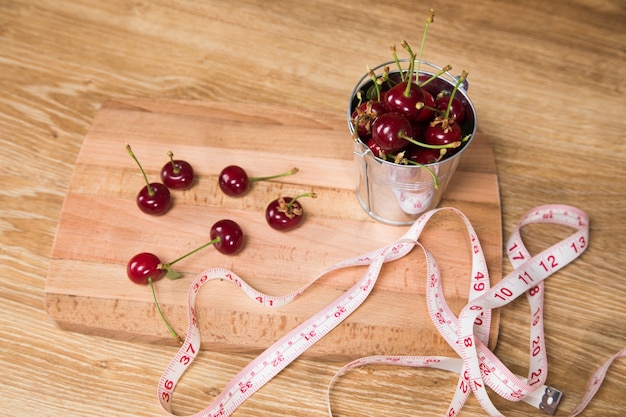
348, 60, 477, 226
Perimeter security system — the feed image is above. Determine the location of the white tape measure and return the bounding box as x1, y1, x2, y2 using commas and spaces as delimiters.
157, 205, 624, 416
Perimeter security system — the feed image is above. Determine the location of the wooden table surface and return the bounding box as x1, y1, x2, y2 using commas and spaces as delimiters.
1, 1, 625, 416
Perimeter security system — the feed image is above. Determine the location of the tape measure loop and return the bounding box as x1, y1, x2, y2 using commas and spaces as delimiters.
155, 205, 622, 417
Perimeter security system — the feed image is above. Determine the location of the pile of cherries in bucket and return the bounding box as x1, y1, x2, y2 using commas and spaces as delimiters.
350, 11, 473, 167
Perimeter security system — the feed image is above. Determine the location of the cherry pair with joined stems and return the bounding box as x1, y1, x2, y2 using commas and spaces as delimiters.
126, 218, 243, 284
126, 219, 244, 343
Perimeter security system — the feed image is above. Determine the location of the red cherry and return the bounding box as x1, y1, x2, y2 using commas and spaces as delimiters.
126, 252, 179, 343
351, 100, 386, 140
435, 95, 466, 124
414, 90, 436, 123
405, 145, 445, 165
265, 193, 317, 231
218, 165, 299, 197
127, 252, 164, 285
424, 119, 463, 146
136, 182, 171, 215
366, 137, 385, 158
210, 219, 244, 254
372, 113, 413, 153
126, 144, 172, 215
383, 81, 425, 121
161, 151, 195, 190
218, 165, 249, 196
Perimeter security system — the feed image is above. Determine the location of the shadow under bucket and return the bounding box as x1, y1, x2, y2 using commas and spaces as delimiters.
348, 60, 477, 226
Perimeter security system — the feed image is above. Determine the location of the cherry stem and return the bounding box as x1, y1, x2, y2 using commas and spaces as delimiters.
160, 237, 222, 270
406, 160, 439, 189
399, 132, 461, 150
417, 102, 439, 113
126, 144, 154, 196
167, 151, 180, 174
249, 167, 299, 183
285, 192, 318, 210
355, 90, 364, 108
381, 66, 392, 89
418, 64, 453, 88
386, 152, 439, 189
149, 277, 183, 345
390, 45, 405, 82
415, 9, 435, 77
367, 66, 381, 101
445, 70, 468, 119
401, 40, 416, 97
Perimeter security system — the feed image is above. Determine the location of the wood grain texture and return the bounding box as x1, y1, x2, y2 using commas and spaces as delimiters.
43, 99, 501, 359
1, 0, 625, 416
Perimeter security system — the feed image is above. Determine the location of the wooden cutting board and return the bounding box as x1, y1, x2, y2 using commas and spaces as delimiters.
44, 99, 502, 360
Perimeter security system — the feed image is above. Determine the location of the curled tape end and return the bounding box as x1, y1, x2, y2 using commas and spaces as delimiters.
539, 386, 562, 415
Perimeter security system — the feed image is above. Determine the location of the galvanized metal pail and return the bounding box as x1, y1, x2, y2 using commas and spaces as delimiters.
348, 60, 477, 225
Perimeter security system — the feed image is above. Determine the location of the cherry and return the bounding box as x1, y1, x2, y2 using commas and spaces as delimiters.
383, 81, 425, 121
209, 219, 245, 254
127, 252, 179, 343
424, 70, 469, 149
126, 256, 182, 344
161, 151, 195, 190
383, 33, 432, 121
127, 252, 163, 285
351, 100, 386, 140
405, 145, 445, 165
372, 113, 413, 153
137, 183, 171, 216
424, 118, 463, 146
218, 165, 299, 197
366, 137, 385, 159
126, 144, 171, 215
265, 193, 317, 231
435, 94, 466, 124
414, 90, 436, 123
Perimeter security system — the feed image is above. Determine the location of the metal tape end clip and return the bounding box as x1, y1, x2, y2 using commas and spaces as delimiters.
539, 386, 562, 415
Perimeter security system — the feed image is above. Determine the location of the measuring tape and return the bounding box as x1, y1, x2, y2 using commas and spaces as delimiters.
157, 205, 624, 416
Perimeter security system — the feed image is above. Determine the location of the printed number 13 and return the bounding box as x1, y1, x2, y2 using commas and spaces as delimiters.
571, 236, 586, 253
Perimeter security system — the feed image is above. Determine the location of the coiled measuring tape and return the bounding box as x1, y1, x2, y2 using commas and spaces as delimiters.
157, 205, 624, 416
